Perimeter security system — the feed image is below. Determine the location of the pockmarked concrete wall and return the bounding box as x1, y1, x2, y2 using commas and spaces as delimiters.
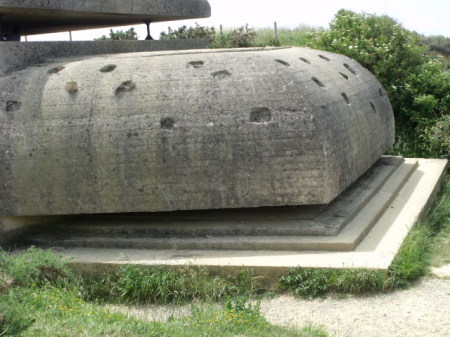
0, 47, 395, 216
0, 40, 209, 75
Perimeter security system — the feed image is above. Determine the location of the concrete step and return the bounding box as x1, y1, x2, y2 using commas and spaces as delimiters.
29, 156, 418, 251
21, 158, 448, 281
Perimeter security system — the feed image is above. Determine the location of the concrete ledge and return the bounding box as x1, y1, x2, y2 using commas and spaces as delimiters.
0, 40, 209, 75
0, 0, 211, 35
42, 158, 447, 281
0, 216, 66, 248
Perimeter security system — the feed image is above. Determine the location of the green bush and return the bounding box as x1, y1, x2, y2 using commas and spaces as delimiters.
253, 25, 320, 47
160, 23, 216, 41
308, 9, 450, 158
95, 27, 138, 41
160, 23, 257, 48
420, 108, 450, 159
424, 35, 450, 58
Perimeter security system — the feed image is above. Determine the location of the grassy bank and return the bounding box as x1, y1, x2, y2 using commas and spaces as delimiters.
0, 248, 327, 336
1, 175, 448, 335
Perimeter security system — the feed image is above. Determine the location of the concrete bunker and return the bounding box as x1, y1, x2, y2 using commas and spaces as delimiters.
0, 47, 395, 216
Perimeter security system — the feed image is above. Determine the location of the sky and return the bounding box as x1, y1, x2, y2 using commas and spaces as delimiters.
26, 0, 450, 42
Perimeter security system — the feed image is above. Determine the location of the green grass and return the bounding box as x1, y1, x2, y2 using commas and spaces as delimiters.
0, 249, 326, 336
1, 174, 448, 335
428, 174, 450, 268
253, 25, 321, 47
1, 286, 325, 337
82, 265, 262, 305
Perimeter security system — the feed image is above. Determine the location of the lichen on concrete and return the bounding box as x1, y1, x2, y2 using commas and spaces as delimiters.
0, 47, 395, 216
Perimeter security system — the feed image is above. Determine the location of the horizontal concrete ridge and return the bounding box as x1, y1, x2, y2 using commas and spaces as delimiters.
0, 0, 211, 35
27, 156, 417, 251
25, 158, 447, 280
0, 47, 395, 215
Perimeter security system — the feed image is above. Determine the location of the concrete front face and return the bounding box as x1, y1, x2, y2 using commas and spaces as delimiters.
0, 0, 211, 36
0, 47, 395, 216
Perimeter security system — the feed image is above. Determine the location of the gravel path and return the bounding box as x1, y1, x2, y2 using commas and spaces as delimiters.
109, 271, 450, 337
261, 277, 450, 337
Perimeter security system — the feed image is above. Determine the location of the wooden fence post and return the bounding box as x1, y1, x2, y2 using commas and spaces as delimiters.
274, 21, 279, 45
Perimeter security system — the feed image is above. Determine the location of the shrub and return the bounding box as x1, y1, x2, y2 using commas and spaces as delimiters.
96, 27, 138, 40
160, 23, 257, 48
308, 9, 450, 158
160, 23, 216, 40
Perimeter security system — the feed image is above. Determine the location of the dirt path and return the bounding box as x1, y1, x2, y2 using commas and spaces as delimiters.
261, 277, 450, 337
109, 269, 450, 337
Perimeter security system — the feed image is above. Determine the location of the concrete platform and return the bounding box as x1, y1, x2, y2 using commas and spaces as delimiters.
29, 157, 414, 251
33, 158, 447, 277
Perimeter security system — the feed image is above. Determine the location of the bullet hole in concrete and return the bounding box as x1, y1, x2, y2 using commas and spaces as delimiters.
5, 100, 21, 112
343, 63, 357, 75
275, 59, 290, 66
370, 101, 377, 113
339, 72, 349, 80
138, 187, 144, 193
100, 64, 117, 73
115, 80, 136, 95
188, 61, 204, 68
299, 57, 311, 64
311, 77, 325, 88
65, 81, 78, 94
341, 92, 350, 105
47, 66, 65, 74
211, 70, 231, 79
319, 54, 330, 61
160, 117, 176, 130
250, 107, 272, 123
127, 132, 133, 138
379, 88, 385, 97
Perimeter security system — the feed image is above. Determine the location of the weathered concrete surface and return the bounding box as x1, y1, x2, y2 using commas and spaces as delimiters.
0, 40, 209, 75
0, 0, 211, 36
27, 156, 416, 251
0, 215, 66, 247
28, 158, 447, 281
26, 156, 406, 245
0, 47, 395, 216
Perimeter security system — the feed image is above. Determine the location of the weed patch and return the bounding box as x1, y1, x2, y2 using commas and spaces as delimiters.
81, 265, 262, 305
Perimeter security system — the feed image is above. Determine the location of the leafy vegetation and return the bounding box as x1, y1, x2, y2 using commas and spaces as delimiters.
96, 27, 138, 41
424, 35, 450, 58
307, 9, 450, 158
160, 23, 257, 48
253, 25, 320, 47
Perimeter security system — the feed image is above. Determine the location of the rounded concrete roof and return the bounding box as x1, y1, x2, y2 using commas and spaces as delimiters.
0, 47, 394, 216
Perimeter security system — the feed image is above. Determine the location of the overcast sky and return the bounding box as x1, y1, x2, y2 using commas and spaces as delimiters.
26, 0, 450, 42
